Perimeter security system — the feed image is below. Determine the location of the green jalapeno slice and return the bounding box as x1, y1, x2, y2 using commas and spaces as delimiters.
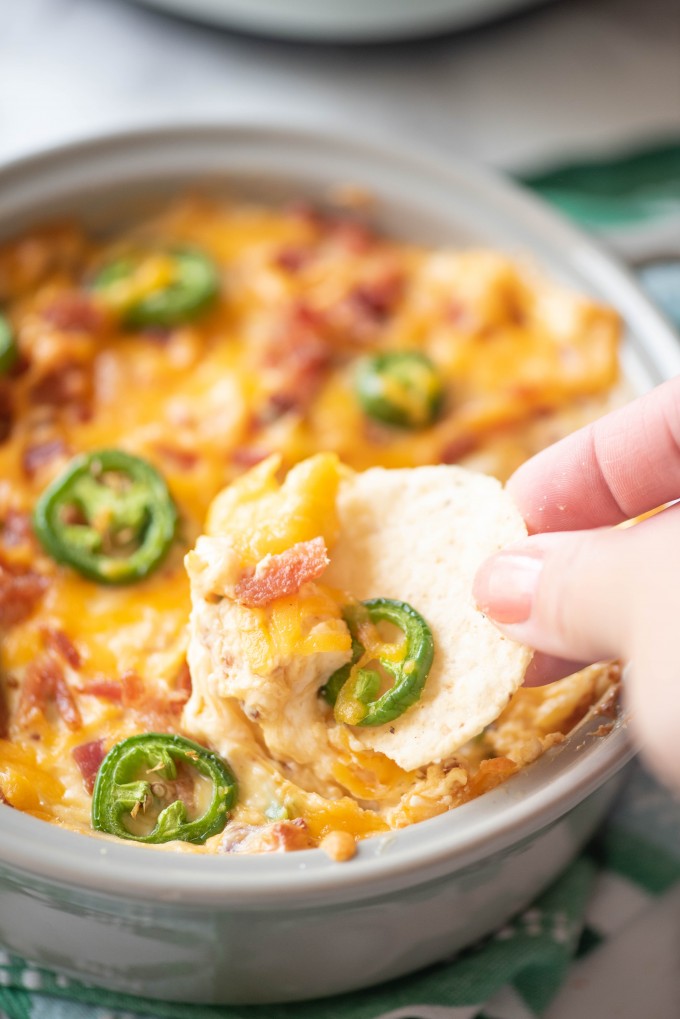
92, 248, 219, 328
355, 351, 443, 429
33, 449, 177, 584
0, 313, 18, 374
323, 598, 434, 727
91, 733, 237, 845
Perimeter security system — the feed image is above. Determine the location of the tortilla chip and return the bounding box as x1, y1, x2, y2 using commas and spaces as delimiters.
325, 465, 532, 770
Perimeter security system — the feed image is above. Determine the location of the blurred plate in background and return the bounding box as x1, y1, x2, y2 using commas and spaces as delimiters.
127, 0, 553, 42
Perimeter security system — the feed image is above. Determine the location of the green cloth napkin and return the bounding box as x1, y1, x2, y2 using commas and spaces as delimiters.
2, 140, 680, 1019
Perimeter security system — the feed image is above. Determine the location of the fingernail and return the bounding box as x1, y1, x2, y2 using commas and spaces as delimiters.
473, 552, 544, 624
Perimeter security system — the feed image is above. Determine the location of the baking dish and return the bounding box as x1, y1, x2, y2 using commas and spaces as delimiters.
0, 123, 678, 1004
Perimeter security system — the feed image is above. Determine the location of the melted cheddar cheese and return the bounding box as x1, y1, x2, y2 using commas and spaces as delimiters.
0, 196, 621, 854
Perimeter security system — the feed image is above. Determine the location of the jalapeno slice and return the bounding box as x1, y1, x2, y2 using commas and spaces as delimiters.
355, 351, 443, 429
33, 449, 177, 584
92, 248, 219, 328
92, 733, 237, 845
0, 313, 18, 374
323, 598, 434, 727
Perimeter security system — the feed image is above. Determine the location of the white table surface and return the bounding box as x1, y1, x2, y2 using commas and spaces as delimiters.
1, 0, 679, 171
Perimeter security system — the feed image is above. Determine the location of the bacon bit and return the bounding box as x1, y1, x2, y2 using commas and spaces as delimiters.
231, 446, 271, 470
72, 739, 106, 793
20, 655, 81, 730
29, 363, 92, 419
0, 557, 48, 629
0, 509, 33, 549
327, 217, 377, 254
41, 626, 82, 669
350, 270, 404, 321
221, 818, 314, 854
236, 537, 329, 608
78, 677, 123, 701
154, 444, 199, 471
141, 325, 173, 343
0, 385, 13, 443
42, 292, 103, 333
268, 818, 315, 852
440, 434, 479, 464
120, 670, 145, 706
21, 437, 67, 478
111, 669, 187, 729
274, 246, 311, 274
284, 200, 325, 229
262, 303, 332, 414
329, 270, 405, 344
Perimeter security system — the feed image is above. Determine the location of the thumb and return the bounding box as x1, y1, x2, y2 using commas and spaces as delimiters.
473, 504, 680, 790
473, 525, 638, 664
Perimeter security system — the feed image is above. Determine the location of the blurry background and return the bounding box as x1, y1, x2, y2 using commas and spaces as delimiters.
2, 0, 679, 172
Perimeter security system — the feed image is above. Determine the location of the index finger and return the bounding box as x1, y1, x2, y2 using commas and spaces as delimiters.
507, 375, 680, 533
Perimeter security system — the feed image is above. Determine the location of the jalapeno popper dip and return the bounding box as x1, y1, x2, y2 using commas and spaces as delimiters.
0, 196, 620, 857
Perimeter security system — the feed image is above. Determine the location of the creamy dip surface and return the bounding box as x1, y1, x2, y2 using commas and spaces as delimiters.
0, 195, 620, 856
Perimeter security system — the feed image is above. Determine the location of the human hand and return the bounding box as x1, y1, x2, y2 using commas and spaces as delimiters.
473, 376, 680, 790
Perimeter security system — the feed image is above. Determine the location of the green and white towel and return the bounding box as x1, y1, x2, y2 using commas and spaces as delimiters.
1, 141, 679, 1019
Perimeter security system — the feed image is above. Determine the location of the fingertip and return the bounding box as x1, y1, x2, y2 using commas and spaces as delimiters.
472, 549, 543, 625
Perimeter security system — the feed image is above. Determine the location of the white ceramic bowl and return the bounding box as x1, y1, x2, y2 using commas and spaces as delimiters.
0, 123, 677, 1005
126, 0, 553, 42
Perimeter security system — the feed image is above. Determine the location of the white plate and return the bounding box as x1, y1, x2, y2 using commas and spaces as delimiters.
127, 0, 553, 42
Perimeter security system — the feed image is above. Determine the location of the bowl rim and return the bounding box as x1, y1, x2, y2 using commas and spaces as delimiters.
124, 0, 549, 42
0, 121, 674, 906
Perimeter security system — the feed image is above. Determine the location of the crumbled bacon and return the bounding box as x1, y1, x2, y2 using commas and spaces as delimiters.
72, 739, 106, 793
440, 434, 479, 464
262, 303, 332, 414
231, 446, 271, 470
274, 246, 311, 274
78, 677, 124, 701
328, 269, 404, 345
0, 509, 33, 549
235, 537, 329, 608
221, 818, 314, 854
86, 669, 190, 730
0, 385, 13, 443
29, 363, 92, 420
153, 444, 199, 471
284, 200, 325, 229
140, 325, 173, 343
120, 670, 145, 706
20, 655, 81, 730
327, 217, 377, 254
42, 292, 103, 333
21, 437, 67, 478
41, 627, 82, 669
0, 557, 48, 628
349, 270, 404, 321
